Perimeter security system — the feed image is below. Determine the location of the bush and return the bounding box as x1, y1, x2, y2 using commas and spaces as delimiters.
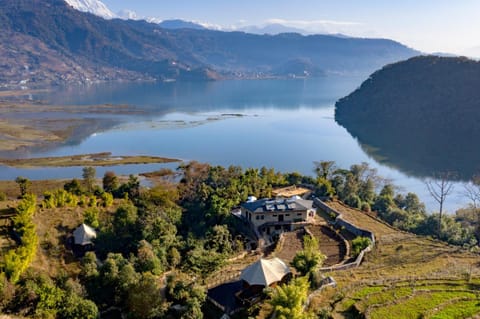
0, 192, 6, 201
5, 194, 38, 283
84, 208, 100, 229
101, 192, 114, 208
351, 236, 371, 258
361, 202, 371, 212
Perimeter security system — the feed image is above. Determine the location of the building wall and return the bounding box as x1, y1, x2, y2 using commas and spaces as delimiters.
241, 207, 308, 228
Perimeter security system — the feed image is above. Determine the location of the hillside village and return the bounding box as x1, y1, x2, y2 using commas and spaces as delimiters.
1, 162, 479, 319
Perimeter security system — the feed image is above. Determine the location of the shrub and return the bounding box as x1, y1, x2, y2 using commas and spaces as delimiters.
351, 236, 371, 258
361, 202, 371, 212
0, 192, 6, 201
5, 194, 38, 283
84, 208, 100, 229
101, 192, 114, 208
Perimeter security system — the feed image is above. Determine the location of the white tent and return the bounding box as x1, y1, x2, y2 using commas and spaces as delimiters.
73, 223, 97, 246
240, 257, 291, 287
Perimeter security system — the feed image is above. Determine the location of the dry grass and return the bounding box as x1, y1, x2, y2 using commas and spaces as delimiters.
0, 180, 69, 199
0, 188, 120, 277
0, 152, 180, 168
31, 200, 119, 278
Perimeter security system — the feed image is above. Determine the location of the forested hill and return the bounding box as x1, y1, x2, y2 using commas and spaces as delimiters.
335, 55, 480, 179
0, 0, 418, 87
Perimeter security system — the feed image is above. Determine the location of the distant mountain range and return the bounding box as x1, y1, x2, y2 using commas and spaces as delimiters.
0, 0, 419, 87
64, 0, 115, 19
335, 55, 480, 180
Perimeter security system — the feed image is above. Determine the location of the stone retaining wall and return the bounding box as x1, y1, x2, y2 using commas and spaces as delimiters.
314, 198, 375, 272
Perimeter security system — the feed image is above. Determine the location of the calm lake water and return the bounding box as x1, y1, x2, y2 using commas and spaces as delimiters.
0, 76, 469, 211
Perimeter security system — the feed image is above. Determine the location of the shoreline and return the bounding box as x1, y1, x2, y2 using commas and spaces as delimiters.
0, 100, 143, 154
0, 152, 180, 168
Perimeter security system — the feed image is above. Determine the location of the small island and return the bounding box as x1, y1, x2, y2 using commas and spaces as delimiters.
335, 55, 480, 180
0, 152, 180, 168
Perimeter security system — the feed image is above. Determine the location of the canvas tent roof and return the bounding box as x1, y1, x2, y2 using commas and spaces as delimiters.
73, 223, 97, 246
240, 258, 291, 286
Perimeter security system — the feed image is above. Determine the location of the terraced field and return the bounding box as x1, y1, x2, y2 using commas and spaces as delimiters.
310, 200, 480, 319
336, 279, 480, 319
273, 229, 305, 263
307, 225, 346, 266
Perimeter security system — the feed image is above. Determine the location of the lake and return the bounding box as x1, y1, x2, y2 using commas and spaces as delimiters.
0, 76, 470, 211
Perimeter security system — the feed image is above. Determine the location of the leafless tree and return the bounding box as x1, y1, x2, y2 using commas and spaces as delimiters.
462, 175, 480, 236
462, 175, 480, 210
424, 172, 455, 236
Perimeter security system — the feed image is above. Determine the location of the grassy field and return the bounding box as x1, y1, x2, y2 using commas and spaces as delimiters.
309, 200, 480, 319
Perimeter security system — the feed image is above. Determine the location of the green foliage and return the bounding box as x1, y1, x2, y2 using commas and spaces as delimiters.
82, 166, 96, 193
205, 225, 234, 255
268, 276, 313, 319
361, 202, 371, 212
166, 272, 206, 319
126, 272, 167, 318
100, 192, 114, 207
114, 202, 138, 231
136, 240, 163, 275
351, 237, 371, 258
0, 191, 6, 201
10, 274, 98, 319
4, 194, 38, 283
336, 56, 480, 180
84, 208, 100, 229
183, 242, 226, 275
102, 171, 119, 193
178, 163, 286, 235
42, 189, 79, 208
315, 177, 335, 198
291, 235, 325, 276
63, 178, 84, 195
15, 176, 31, 198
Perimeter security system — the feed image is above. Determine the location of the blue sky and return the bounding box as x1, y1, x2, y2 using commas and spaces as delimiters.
101, 1, 480, 55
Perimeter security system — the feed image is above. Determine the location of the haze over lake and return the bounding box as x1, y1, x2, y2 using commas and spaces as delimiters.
0, 76, 469, 211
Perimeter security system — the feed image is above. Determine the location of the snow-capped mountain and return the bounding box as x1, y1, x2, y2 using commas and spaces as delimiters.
64, 0, 116, 20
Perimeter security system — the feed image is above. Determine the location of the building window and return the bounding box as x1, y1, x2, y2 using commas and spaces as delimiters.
256, 215, 260, 220
261, 215, 265, 220
297, 213, 302, 216
273, 214, 277, 217
286, 214, 290, 217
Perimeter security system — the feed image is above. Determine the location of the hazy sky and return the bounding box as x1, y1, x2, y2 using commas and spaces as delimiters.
101, 1, 480, 55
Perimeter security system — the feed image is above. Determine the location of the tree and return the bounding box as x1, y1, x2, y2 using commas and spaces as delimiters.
268, 276, 312, 319
102, 171, 119, 193
166, 272, 206, 319
425, 172, 455, 236
314, 161, 336, 180
205, 225, 233, 255
64, 178, 84, 195
126, 272, 166, 318
291, 235, 325, 277
82, 167, 96, 193
462, 176, 480, 236
15, 176, 31, 198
